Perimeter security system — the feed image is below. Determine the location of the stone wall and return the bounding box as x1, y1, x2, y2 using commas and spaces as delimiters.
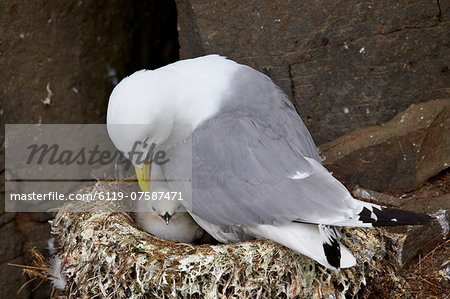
0, 1, 178, 297
176, 0, 449, 145
1, 0, 449, 297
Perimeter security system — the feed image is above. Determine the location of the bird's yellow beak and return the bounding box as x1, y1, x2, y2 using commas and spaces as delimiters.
134, 154, 151, 193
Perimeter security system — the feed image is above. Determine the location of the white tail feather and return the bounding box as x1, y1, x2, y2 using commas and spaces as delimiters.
340, 243, 356, 268
245, 223, 356, 269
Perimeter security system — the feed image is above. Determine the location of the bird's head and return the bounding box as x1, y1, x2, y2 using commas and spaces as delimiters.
106, 55, 239, 193
106, 70, 175, 193
149, 186, 185, 225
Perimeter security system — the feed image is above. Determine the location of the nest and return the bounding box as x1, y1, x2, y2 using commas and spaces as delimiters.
36, 181, 411, 298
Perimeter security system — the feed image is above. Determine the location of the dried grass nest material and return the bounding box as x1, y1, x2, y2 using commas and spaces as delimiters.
47, 181, 405, 298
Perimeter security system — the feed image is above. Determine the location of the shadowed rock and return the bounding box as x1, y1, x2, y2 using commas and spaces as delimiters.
175, 0, 449, 145
319, 99, 450, 192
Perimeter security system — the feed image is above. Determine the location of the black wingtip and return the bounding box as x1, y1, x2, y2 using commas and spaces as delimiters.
359, 206, 432, 227
323, 237, 341, 269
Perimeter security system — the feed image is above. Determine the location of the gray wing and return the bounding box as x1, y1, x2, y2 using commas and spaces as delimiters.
163, 110, 356, 227
163, 66, 356, 227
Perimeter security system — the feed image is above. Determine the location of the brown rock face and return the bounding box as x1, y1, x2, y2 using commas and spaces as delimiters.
176, 0, 449, 145
0, 2, 134, 296
0, 2, 179, 298
319, 99, 450, 192
0, 1, 133, 126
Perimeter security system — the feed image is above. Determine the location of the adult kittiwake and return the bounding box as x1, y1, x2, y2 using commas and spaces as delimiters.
107, 55, 430, 269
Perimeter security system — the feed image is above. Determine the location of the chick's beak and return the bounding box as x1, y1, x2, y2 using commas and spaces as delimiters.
161, 212, 171, 225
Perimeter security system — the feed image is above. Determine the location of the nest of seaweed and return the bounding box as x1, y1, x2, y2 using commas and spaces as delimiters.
35, 181, 410, 298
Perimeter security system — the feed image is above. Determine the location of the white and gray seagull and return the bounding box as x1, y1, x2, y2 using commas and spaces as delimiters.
106, 55, 430, 269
